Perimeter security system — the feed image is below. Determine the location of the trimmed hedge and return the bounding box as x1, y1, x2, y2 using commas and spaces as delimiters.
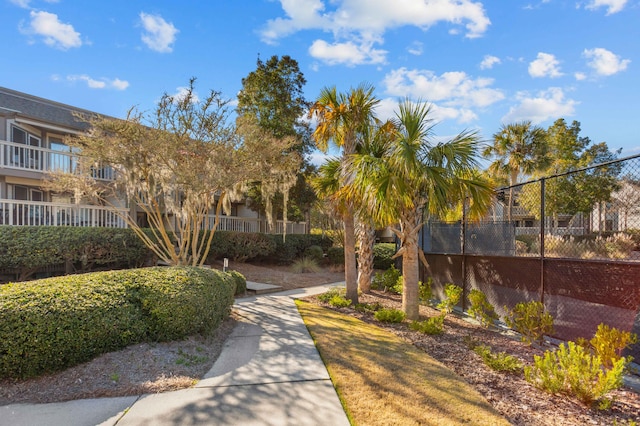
373, 243, 397, 270
205, 231, 277, 262
0, 226, 149, 280
266, 234, 333, 264
0, 266, 235, 379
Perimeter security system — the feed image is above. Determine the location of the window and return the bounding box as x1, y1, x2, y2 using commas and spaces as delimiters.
10, 126, 41, 169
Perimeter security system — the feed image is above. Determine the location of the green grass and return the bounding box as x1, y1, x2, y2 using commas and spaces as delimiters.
297, 300, 510, 426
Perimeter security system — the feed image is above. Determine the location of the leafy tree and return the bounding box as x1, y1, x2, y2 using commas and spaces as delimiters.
47, 78, 297, 266
483, 121, 547, 220
349, 99, 493, 320
519, 119, 621, 229
309, 83, 380, 303
237, 55, 313, 230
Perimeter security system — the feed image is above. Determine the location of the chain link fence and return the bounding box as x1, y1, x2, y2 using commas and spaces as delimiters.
420, 154, 640, 359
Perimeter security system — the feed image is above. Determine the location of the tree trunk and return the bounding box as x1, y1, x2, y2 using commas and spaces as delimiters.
401, 209, 421, 320
343, 209, 359, 304
356, 219, 376, 293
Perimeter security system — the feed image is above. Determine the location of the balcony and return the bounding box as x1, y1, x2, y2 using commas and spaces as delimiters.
0, 139, 114, 181
0, 199, 128, 228
0, 199, 308, 234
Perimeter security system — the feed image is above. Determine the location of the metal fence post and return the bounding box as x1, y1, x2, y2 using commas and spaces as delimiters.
540, 178, 545, 305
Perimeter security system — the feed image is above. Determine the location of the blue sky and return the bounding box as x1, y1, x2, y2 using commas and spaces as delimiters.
1, 0, 638, 162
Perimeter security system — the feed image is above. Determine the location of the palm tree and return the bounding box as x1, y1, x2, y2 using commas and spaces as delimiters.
309, 83, 379, 303
483, 121, 547, 221
350, 99, 493, 320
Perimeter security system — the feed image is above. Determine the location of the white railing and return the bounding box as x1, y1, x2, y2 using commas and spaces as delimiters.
0, 199, 308, 234
0, 199, 128, 228
204, 214, 307, 234
0, 140, 114, 181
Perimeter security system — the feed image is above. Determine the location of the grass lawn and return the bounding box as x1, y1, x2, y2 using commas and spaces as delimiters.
296, 300, 511, 426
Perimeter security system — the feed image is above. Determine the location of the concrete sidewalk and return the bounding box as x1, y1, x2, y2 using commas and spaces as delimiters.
1, 284, 349, 426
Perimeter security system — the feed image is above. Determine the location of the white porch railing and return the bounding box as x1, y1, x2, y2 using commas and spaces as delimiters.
0, 199, 308, 234
0, 140, 114, 181
0, 199, 128, 228
204, 214, 307, 234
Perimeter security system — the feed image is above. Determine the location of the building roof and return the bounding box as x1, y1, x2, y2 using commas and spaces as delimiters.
0, 87, 102, 131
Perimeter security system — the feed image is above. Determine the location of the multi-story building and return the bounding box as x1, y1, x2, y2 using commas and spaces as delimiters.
0, 87, 305, 233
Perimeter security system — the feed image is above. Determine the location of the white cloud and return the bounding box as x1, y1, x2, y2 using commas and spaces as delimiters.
139, 12, 178, 53
65, 75, 129, 90
383, 67, 504, 108
262, 0, 490, 66
407, 41, 423, 56
480, 55, 500, 70
528, 52, 563, 78
583, 47, 630, 76
574, 72, 587, 81
10, 0, 31, 8
172, 86, 200, 104
502, 87, 577, 124
309, 38, 387, 66
584, 0, 627, 15
24, 10, 82, 50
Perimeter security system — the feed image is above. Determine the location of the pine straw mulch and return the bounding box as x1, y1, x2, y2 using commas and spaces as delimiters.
303, 290, 640, 426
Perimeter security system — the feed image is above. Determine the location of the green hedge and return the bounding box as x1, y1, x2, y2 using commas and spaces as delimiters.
0, 266, 235, 379
373, 243, 397, 270
0, 226, 149, 279
205, 231, 277, 262
266, 234, 333, 264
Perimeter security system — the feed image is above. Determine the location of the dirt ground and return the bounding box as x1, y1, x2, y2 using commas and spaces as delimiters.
1, 262, 639, 426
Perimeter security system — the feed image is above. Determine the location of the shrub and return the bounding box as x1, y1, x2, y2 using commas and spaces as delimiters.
227, 270, 247, 295
419, 278, 433, 305
267, 234, 332, 264
467, 289, 499, 328
206, 231, 277, 262
326, 246, 345, 265
303, 245, 325, 263
328, 294, 352, 308
371, 265, 401, 292
0, 267, 235, 379
0, 226, 149, 280
354, 302, 383, 313
524, 341, 628, 407
473, 345, 522, 373
409, 313, 445, 335
577, 324, 638, 369
437, 283, 463, 314
374, 308, 406, 323
373, 243, 396, 270
504, 301, 554, 345
291, 257, 322, 273
318, 288, 346, 303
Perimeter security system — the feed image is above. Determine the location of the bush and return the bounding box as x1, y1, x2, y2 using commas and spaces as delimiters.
303, 245, 325, 263
0, 267, 235, 379
328, 294, 352, 308
504, 301, 554, 345
317, 288, 346, 303
467, 289, 499, 327
409, 313, 445, 335
326, 246, 345, 265
371, 265, 401, 291
291, 257, 322, 273
473, 345, 522, 373
419, 278, 433, 305
206, 231, 277, 262
227, 270, 247, 295
577, 324, 638, 369
266, 234, 332, 264
437, 283, 463, 314
354, 302, 383, 313
524, 341, 628, 407
373, 243, 396, 270
0, 226, 149, 280
374, 308, 406, 323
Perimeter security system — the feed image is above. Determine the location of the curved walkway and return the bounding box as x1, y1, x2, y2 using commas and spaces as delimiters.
0, 284, 349, 426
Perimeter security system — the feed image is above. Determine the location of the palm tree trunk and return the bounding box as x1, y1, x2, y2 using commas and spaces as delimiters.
343, 208, 359, 304
401, 209, 421, 320
357, 219, 376, 293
